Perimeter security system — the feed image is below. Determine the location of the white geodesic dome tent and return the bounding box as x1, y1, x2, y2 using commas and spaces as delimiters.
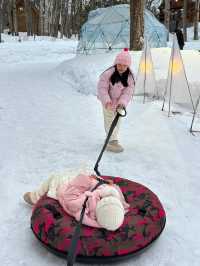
77, 4, 168, 53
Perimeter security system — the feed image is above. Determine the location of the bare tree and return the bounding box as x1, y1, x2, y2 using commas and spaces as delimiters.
130, 0, 145, 50
43, 0, 51, 35
39, 0, 45, 35
7, 0, 18, 35
48, 0, 62, 37
13, 0, 18, 35
183, 0, 187, 41
24, 0, 33, 36
76, 0, 83, 39
70, 0, 76, 36
60, 0, 67, 38
194, 0, 200, 40
7, 0, 13, 34
65, 0, 72, 38
69, 0, 84, 37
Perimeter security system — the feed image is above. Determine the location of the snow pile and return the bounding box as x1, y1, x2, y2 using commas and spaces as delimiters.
58, 48, 200, 107
0, 34, 77, 64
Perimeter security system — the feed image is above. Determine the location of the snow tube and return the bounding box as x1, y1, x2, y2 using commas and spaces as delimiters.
31, 176, 166, 263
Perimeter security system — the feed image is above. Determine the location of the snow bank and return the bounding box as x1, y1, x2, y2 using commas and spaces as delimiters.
0, 34, 78, 64
57, 48, 200, 106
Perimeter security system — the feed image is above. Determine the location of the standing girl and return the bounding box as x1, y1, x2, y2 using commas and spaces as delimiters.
97, 48, 135, 153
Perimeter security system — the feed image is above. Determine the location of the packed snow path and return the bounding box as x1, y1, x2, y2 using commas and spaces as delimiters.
0, 41, 200, 266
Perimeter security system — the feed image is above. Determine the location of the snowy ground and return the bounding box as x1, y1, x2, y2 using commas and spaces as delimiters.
184, 24, 200, 50
0, 36, 200, 266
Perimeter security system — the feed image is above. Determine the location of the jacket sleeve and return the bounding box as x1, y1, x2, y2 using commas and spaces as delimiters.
118, 74, 135, 107
74, 210, 101, 228
97, 70, 112, 107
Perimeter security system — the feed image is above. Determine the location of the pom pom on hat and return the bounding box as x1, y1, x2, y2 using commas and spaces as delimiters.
114, 48, 132, 67
96, 196, 125, 231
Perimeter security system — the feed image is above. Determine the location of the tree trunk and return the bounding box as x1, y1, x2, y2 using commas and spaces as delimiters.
24, 0, 33, 36
0, 0, 4, 43
12, 0, 18, 35
194, 0, 200, 40
164, 0, 170, 40
54, 0, 61, 37
90, 0, 97, 10
47, 0, 53, 36
60, 0, 66, 38
130, 0, 145, 50
183, 0, 187, 41
64, 0, 71, 38
7, 0, 13, 34
77, 0, 83, 39
43, 0, 51, 35
71, 0, 76, 36
39, 0, 45, 35
48, 0, 61, 37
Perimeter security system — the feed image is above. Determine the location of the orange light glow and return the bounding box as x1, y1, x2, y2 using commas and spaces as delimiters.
169, 58, 183, 74
139, 60, 153, 74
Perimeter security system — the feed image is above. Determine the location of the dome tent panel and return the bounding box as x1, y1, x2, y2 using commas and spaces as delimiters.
144, 9, 167, 47
88, 4, 128, 25
77, 4, 168, 54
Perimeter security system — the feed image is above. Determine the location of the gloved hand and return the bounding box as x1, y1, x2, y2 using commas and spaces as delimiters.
117, 104, 125, 109
105, 102, 113, 110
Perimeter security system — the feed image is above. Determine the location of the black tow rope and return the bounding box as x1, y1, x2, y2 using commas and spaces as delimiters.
94, 107, 127, 176
67, 107, 127, 266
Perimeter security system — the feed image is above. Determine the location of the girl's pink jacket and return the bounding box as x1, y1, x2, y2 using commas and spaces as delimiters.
57, 174, 129, 228
97, 67, 135, 110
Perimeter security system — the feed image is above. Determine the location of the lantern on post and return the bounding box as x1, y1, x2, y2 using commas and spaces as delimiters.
162, 33, 195, 116
134, 39, 156, 103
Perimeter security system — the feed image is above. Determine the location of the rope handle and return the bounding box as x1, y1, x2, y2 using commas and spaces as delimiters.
117, 107, 127, 117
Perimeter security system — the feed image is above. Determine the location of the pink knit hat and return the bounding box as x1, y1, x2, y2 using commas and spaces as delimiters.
114, 48, 132, 67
